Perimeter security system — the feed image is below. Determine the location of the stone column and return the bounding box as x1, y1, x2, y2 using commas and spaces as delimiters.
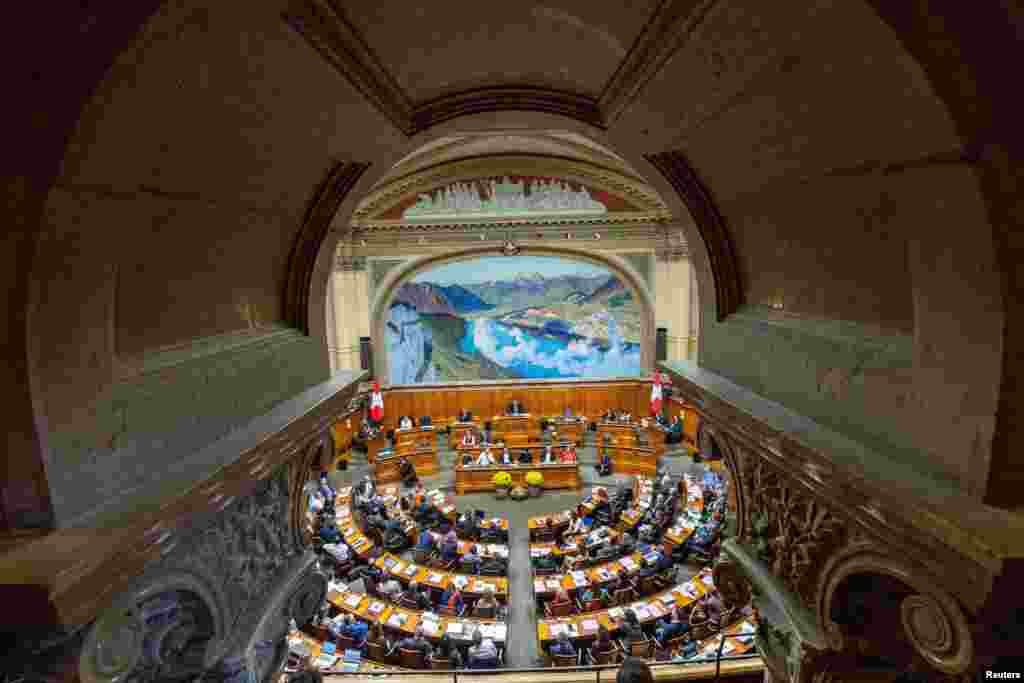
655, 248, 691, 361
332, 257, 368, 371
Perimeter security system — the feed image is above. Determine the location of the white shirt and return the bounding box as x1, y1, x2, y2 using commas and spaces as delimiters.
471, 637, 498, 659
477, 450, 495, 465
400, 418, 412, 429
500, 450, 512, 464
542, 448, 555, 463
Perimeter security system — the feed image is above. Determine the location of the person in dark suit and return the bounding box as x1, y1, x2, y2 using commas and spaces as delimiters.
420, 415, 432, 427
620, 610, 646, 644
396, 626, 432, 657
458, 408, 473, 422
518, 449, 533, 464
507, 399, 525, 415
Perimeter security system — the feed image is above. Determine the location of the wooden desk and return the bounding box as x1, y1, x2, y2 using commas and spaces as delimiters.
491, 414, 537, 445
449, 419, 482, 448
607, 445, 659, 476
396, 427, 436, 450
328, 592, 508, 649
374, 552, 509, 600
544, 418, 587, 445
366, 433, 389, 464
374, 449, 438, 483
537, 568, 716, 644
454, 463, 580, 494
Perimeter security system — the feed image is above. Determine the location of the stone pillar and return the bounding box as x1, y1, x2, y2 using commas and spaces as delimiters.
655, 248, 690, 361
332, 257, 368, 371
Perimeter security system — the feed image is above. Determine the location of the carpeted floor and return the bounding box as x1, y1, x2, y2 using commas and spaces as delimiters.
328, 433, 709, 667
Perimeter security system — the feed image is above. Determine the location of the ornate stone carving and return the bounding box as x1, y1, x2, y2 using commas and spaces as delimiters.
713, 558, 753, 609
80, 580, 220, 683
740, 456, 847, 607
285, 567, 328, 629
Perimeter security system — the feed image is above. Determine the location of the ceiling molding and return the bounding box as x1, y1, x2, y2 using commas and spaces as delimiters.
644, 150, 741, 320
352, 154, 670, 220
283, 0, 716, 134
411, 86, 605, 133
598, 0, 719, 124
283, 0, 414, 134
355, 214, 669, 232
283, 160, 370, 334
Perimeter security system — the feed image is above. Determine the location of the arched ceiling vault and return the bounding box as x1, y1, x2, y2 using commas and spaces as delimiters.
6, 0, 1022, 540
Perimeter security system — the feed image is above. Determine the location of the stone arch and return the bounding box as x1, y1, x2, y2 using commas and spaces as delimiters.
815, 540, 975, 676
367, 244, 657, 383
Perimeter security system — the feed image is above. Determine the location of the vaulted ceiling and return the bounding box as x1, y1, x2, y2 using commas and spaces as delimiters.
8, 0, 1023, 528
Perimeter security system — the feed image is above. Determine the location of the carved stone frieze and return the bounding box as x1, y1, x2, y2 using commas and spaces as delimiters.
738, 454, 847, 608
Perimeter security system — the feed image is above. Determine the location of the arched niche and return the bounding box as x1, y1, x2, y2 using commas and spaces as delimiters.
368, 245, 656, 385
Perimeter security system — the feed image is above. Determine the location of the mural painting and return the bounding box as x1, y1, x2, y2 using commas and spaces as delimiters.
376, 175, 641, 221
386, 255, 643, 384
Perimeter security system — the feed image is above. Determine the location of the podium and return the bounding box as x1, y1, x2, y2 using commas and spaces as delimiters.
366, 432, 389, 464
492, 414, 537, 446
395, 427, 435, 451
375, 448, 438, 483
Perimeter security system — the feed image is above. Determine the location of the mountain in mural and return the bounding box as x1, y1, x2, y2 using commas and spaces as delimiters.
388, 255, 643, 384
392, 282, 494, 315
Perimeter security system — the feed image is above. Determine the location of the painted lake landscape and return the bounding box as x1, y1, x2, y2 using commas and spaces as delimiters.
386, 255, 642, 384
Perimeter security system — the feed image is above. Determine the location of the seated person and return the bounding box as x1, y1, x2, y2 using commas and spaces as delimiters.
559, 445, 577, 463
563, 406, 574, 418
398, 457, 417, 487
499, 447, 514, 465
420, 415, 432, 427
541, 445, 556, 464
440, 586, 464, 612
440, 536, 459, 561
415, 583, 434, 610
638, 549, 671, 578
620, 609, 646, 643
379, 575, 403, 599
458, 408, 473, 422
535, 552, 560, 572
467, 630, 499, 668
507, 399, 526, 415
550, 631, 576, 657
596, 450, 612, 476
480, 554, 506, 574
552, 586, 571, 605
399, 415, 414, 430
476, 447, 495, 466
323, 539, 351, 563
518, 449, 533, 464
319, 520, 342, 544
619, 532, 636, 556
457, 509, 479, 538
342, 614, 370, 646
367, 622, 391, 652
592, 625, 615, 655
463, 545, 481, 573
415, 528, 435, 554
461, 452, 474, 466
703, 592, 725, 625
433, 633, 464, 668
396, 625, 432, 658
474, 592, 499, 616
357, 475, 376, 504
460, 429, 479, 448
656, 611, 688, 642
593, 543, 618, 563
578, 585, 598, 605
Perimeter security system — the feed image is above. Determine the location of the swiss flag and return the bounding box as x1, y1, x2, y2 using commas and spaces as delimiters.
650, 373, 664, 416
370, 382, 384, 423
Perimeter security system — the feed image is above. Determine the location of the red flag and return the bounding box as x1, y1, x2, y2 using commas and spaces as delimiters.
650, 374, 663, 415
370, 382, 384, 423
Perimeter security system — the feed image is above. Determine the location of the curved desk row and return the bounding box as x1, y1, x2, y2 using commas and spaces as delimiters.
454, 463, 580, 495
373, 551, 509, 600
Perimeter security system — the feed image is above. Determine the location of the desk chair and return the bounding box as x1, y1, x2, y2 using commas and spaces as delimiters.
544, 599, 575, 618
621, 636, 654, 659
429, 655, 451, 670
366, 640, 393, 664
399, 647, 429, 669
550, 651, 581, 667
587, 641, 623, 664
